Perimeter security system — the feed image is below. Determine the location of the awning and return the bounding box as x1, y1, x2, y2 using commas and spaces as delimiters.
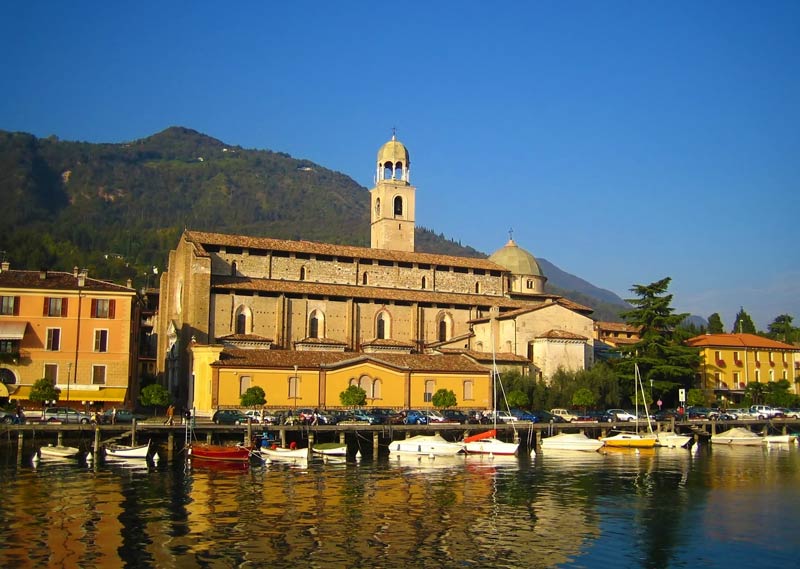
0, 383, 9, 398
0, 321, 27, 340
10, 386, 127, 402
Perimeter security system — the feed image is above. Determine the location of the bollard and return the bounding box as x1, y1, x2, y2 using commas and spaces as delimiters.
373, 432, 379, 456
17, 431, 24, 464
94, 426, 101, 456
339, 432, 345, 445
280, 429, 287, 448
57, 431, 64, 446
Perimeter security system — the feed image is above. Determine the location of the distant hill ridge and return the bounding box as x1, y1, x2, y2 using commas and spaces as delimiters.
0, 126, 628, 321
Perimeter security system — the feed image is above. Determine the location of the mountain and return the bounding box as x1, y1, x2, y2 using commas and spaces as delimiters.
0, 127, 628, 320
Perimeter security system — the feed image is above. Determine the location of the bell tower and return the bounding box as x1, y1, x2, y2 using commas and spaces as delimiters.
370, 133, 416, 252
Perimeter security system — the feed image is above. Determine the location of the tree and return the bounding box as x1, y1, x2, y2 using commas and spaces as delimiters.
339, 385, 366, 408
506, 389, 529, 409
571, 387, 596, 412
707, 313, 724, 334
240, 386, 266, 408
29, 378, 60, 412
743, 381, 765, 406
615, 277, 701, 400
431, 388, 457, 410
686, 388, 706, 407
139, 383, 171, 415
767, 314, 796, 344
732, 307, 757, 334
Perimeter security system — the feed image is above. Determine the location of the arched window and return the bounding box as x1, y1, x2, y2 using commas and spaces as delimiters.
0, 368, 16, 385
359, 375, 371, 393
239, 375, 251, 396
376, 311, 390, 339
375, 198, 381, 217
421, 276, 427, 289
393, 196, 403, 217
372, 379, 382, 400
476, 341, 483, 351
424, 380, 435, 402
299, 267, 306, 281
234, 305, 252, 335
288, 374, 299, 399
308, 309, 324, 339
349, 377, 358, 387
437, 312, 452, 343
362, 272, 368, 285
383, 161, 393, 179
231, 261, 237, 276
475, 282, 480, 293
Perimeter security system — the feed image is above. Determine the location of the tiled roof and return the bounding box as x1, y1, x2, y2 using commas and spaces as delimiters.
537, 329, 589, 341
217, 333, 273, 342
468, 298, 593, 325
595, 321, 640, 333
436, 348, 529, 364
295, 337, 347, 346
361, 338, 416, 348
211, 275, 524, 308
0, 269, 134, 293
686, 333, 798, 350
211, 348, 490, 373
185, 230, 508, 272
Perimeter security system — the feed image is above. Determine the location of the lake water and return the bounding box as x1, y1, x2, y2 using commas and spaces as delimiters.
0, 442, 798, 568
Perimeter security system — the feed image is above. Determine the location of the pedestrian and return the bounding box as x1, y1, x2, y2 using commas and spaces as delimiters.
111, 407, 117, 425
260, 405, 267, 424
165, 404, 175, 426
311, 408, 319, 426
15, 404, 25, 425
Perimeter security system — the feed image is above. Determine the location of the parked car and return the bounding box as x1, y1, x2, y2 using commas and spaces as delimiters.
43, 407, 93, 424
442, 409, 473, 424
211, 409, 249, 425
749, 405, 784, 419
100, 409, 147, 424
607, 409, 636, 422
575, 410, 615, 423
779, 408, 800, 419
510, 409, 539, 422
550, 408, 578, 422
402, 409, 429, 425
530, 410, 567, 423
653, 409, 680, 422
484, 410, 518, 423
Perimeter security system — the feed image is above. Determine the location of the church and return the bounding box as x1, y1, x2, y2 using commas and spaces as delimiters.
156, 135, 596, 415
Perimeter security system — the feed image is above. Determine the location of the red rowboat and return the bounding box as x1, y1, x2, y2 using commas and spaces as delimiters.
188, 443, 253, 462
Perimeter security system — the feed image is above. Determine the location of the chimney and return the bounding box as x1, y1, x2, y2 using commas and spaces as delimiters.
73, 266, 79, 277
126, 278, 132, 289
39, 269, 47, 280
77, 269, 87, 288
0, 261, 8, 273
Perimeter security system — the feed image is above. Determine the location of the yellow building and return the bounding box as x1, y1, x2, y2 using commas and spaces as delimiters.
161, 135, 596, 415
0, 262, 137, 409
686, 333, 800, 403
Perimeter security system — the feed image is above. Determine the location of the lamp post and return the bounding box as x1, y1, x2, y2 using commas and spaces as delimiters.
71, 269, 86, 403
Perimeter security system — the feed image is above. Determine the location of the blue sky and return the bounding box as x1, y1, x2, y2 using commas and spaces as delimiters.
1, 1, 798, 330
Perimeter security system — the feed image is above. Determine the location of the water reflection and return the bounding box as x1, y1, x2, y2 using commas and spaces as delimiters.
0, 445, 798, 568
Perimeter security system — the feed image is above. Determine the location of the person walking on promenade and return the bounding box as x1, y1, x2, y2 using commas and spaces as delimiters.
165, 404, 175, 426
111, 407, 117, 425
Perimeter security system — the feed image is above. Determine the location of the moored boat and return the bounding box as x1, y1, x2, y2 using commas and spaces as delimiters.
106, 440, 150, 459
189, 443, 254, 462
311, 442, 348, 456
710, 427, 763, 446
389, 434, 465, 456
541, 432, 603, 452
261, 446, 309, 461
763, 434, 797, 444
600, 432, 658, 449
39, 444, 80, 459
656, 432, 693, 448
464, 429, 519, 456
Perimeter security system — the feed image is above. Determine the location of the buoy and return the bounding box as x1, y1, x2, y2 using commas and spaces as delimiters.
86, 452, 94, 463
32, 453, 40, 466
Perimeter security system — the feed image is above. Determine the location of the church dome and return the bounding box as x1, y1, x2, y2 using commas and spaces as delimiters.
377, 135, 410, 167
489, 239, 543, 277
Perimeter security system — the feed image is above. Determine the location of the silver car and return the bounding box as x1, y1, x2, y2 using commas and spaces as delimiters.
43, 407, 93, 424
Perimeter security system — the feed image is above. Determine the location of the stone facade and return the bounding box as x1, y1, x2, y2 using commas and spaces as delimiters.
157, 136, 596, 412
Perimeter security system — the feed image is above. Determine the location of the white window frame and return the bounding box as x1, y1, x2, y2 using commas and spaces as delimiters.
94, 329, 109, 353
46, 328, 61, 351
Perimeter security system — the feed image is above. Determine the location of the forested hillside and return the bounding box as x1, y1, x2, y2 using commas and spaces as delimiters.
0, 127, 627, 320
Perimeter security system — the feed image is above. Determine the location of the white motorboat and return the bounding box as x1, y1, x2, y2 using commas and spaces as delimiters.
464, 429, 519, 456
389, 434, 465, 456
311, 442, 347, 456
541, 432, 603, 452
711, 427, 763, 446
105, 441, 150, 459
261, 446, 309, 461
39, 444, 80, 459
656, 432, 693, 448
763, 434, 797, 444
